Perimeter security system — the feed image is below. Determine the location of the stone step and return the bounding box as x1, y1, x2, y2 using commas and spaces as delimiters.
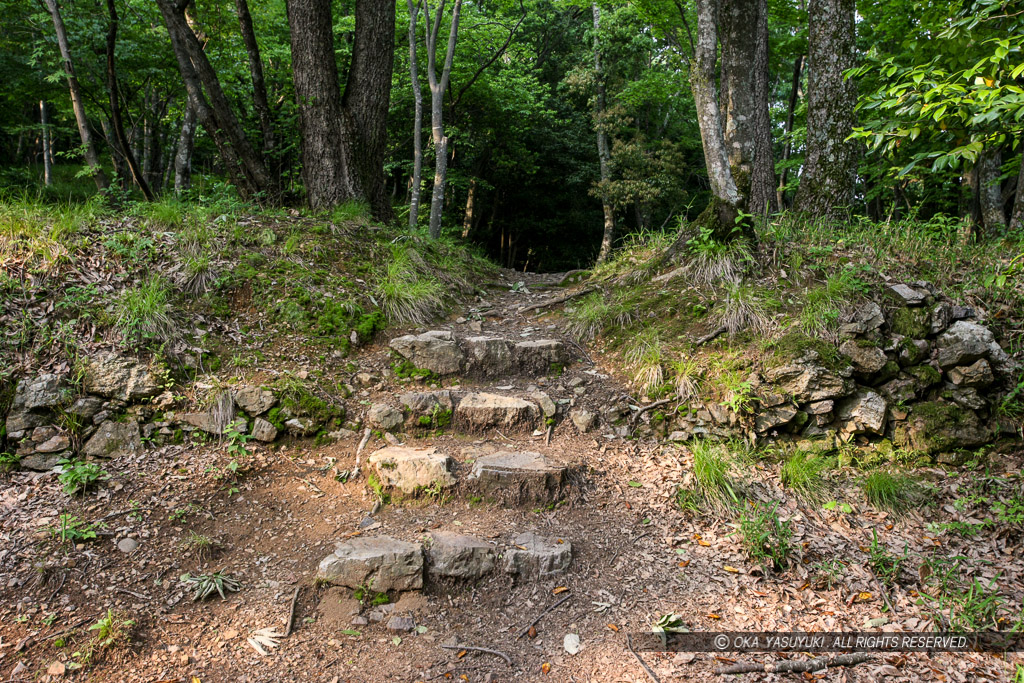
367, 446, 456, 494
453, 392, 541, 432
317, 536, 424, 591
389, 330, 569, 377
467, 450, 567, 503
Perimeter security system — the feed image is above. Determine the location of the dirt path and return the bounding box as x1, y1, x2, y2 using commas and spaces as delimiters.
1, 270, 1021, 682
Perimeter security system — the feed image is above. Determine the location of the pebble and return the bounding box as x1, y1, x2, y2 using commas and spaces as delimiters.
117, 537, 139, 553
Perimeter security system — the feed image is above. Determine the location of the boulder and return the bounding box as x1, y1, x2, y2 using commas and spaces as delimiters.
317, 536, 423, 591
894, 401, 993, 455
367, 404, 404, 431
765, 362, 851, 403
513, 340, 569, 374
427, 531, 495, 580
251, 418, 278, 442
836, 390, 887, 435
67, 396, 104, 421
503, 532, 572, 579
468, 451, 566, 503
755, 405, 798, 433
935, 321, 1013, 373
946, 386, 986, 411
389, 331, 464, 375
81, 420, 142, 458
20, 453, 65, 471
12, 374, 68, 410
367, 446, 456, 494
454, 393, 539, 431
878, 376, 919, 404
530, 392, 557, 418
178, 392, 237, 435
233, 386, 277, 415
462, 336, 513, 376
35, 434, 70, 453
4, 411, 47, 441
83, 353, 160, 401
399, 391, 454, 416
570, 408, 596, 433
888, 283, 927, 306
839, 340, 888, 374
947, 359, 995, 387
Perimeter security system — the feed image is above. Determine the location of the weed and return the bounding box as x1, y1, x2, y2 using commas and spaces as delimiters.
376, 244, 444, 324
810, 559, 846, 589
0, 451, 21, 473
676, 441, 738, 513
668, 358, 702, 402
113, 276, 175, 348
862, 470, 923, 513
683, 227, 754, 287
716, 280, 774, 336
780, 450, 832, 501
181, 571, 241, 600
564, 292, 635, 341
367, 473, 391, 506
224, 422, 254, 458
624, 328, 664, 396
88, 609, 135, 649
181, 531, 219, 563
57, 458, 108, 496
50, 514, 102, 543
736, 501, 792, 572
353, 580, 389, 606
868, 529, 906, 586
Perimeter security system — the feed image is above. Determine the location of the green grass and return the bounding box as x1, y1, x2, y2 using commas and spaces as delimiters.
564, 292, 636, 341
868, 529, 906, 587
683, 228, 754, 288
624, 328, 664, 396
780, 449, 832, 501
716, 280, 775, 336
676, 440, 738, 514
737, 501, 792, 572
376, 243, 444, 324
862, 470, 924, 513
113, 276, 175, 348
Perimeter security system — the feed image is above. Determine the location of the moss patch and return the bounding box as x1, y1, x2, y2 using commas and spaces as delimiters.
890, 307, 930, 338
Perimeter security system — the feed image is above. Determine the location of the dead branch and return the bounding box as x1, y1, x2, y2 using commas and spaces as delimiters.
441, 644, 513, 666
517, 594, 572, 639
285, 586, 300, 637
716, 653, 871, 675
519, 286, 596, 314
626, 634, 661, 683
629, 398, 672, 426
695, 325, 727, 346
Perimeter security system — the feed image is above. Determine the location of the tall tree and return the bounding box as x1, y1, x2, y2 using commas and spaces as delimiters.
43, 0, 108, 191
977, 147, 1005, 233
174, 101, 197, 195
407, 0, 425, 229
234, 0, 275, 162
40, 100, 52, 187
423, 0, 463, 238
592, 2, 615, 264
793, 0, 857, 217
106, 0, 153, 200
286, 0, 396, 219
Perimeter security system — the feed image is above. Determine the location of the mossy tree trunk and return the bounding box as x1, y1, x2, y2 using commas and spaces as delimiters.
593, 2, 616, 264
1011, 143, 1024, 232
792, 0, 858, 218
978, 146, 1006, 234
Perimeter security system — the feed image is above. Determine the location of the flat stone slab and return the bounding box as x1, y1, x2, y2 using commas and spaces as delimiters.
427, 531, 495, 581
468, 451, 566, 503
317, 536, 423, 592
389, 331, 464, 375
503, 531, 572, 579
368, 446, 456, 494
513, 340, 568, 374
454, 393, 540, 432
463, 336, 514, 376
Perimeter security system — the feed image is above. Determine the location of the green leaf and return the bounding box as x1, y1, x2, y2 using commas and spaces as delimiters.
628, 481, 643, 487
339, 629, 362, 636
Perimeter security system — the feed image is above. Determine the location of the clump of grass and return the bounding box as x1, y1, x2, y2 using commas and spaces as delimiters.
716, 279, 774, 336
862, 470, 924, 513
684, 227, 754, 288
113, 276, 175, 347
737, 501, 792, 572
624, 328, 664, 396
181, 531, 219, 563
139, 198, 184, 230
376, 244, 444, 324
564, 292, 635, 341
799, 268, 868, 339
668, 357, 702, 402
676, 440, 738, 514
781, 449, 832, 501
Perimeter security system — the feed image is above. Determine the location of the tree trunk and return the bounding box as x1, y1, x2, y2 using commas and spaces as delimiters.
175, 100, 197, 196
40, 100, 52, 186
408, 0, 424, 229
978, 146, 1006, 234
592, 2, 615, 264
287, 0, 395, 218
776, 54, 803, 208
157, 0, 272, 200
689, 0, 745, 240
792, 0, 858, 218
424, 0, 462, 239
235, 0, 275, 161
461, 178, 476, 238
1011, 145, 1024, 232
748, 0, 776, 216
43, 0, 108, 191
106, 0, 153, 200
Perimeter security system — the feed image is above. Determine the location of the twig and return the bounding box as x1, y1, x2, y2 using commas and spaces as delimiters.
441, 644, 513, 666
517, 594, 571, 638
98, 506, 153, 522
285, 586, 300, 637
629, 398, 672, 426
716, 653, 871, 675
626, 634, 661, 683
696, 325, 727, 346
115, 588, 152, 601
425, 663, 492, 680
871, 570, 898, 614
519, 286, 596, 314
610, 532, 650, 565
545, 425, 552, 446
355, 428, 371, 465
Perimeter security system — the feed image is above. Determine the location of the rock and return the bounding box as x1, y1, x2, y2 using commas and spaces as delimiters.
836, 391, 887, 435
317, 536, 424, 591
878, 376, 919, 404
251, 418, 278, 442
530, 392, 557, 418
946, 386, 986, 411
233, 386, 276, 415
12, 374, 69, 410
454, 393, 539, 432
386, 616, 416, 632
351, 616, 369, 627
35, 434, 70, 453
570, 409, 596, 433
117, 537, 139, 553
513, 340, 569, 374
400, 391, 454, 417
4, 411, 47, 441
894, 401, 992, 455
948, 359, 995, 387
389, 331, 464, 375
853, 301, 885, 331
284, 417, 318, 436
936, 320, 1013, 373
468, 451, 566, 503
765, 362, 851, 403
81, 420, 142, 458
930, 301, 954, 334
20, 453, 64, 471
427, 531, 495, 580
755, 405, 798, 433
897, 338, 929, 367
83, 353, 160, 401
368, 447, 455, 494
503, 532, 572, 579
839, 340, 888, 374
462, 336, 513, 376
564, 634, 582, 655
668, 430, 690, 441
178, 392, 237, 435
805, 400, 834, 415
888, 283, 926, 306
68, 397, 104, 421
952, 305, 976, 321
368, 404, 404, 431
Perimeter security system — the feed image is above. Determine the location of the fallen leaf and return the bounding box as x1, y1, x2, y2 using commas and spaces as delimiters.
723, 566, 739, 573
47, 661, 66, 676
221, 629, 239, 641
706, 614, 721, 619
857, 592, 872, 602
541, 662, 551, 674
457, 649, 467, 659
527, 626, 537, 639
697, 539, 710, 547
552, 586, 569, 594
564, 633, 581, 655
607, 624, 619, 632
678, 560, 690, 568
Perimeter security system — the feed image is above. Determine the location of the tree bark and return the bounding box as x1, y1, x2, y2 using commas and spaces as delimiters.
776, 54, 803, 208
175, 100, 197, 195
424, 0, 463, 239
43, 0, 108, 191
1011, 145, 1024, 232
156, 0, 272, 200
408, 0, 424, 229
234, 0, 275, 160
748, 0, 776, 216
40, 100, 52, 186
461, 177, 477, 238
793, 0, 858, 218
978, 146, 1006, 234
592, 2, 615, 264
106, 0, 153, 200
287, 0, 395, 219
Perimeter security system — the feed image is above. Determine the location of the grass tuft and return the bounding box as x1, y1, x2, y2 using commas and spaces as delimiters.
376, 244, 444, 324
862, 470, 924, 513
113, 276, 175, 348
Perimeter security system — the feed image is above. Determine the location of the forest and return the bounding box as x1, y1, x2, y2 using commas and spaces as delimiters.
2, 0, 1024, 681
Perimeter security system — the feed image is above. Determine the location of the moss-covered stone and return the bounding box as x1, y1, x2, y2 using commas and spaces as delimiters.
905, 364, 942, 386
893, 400, 992, 455
890, 307, 930, 338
